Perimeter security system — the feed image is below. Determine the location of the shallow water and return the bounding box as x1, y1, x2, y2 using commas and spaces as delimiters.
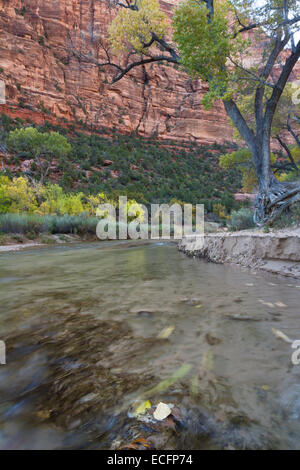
0, 240, 300, 449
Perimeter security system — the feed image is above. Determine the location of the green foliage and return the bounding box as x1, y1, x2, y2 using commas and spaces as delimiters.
7, 127, 71, 160
38, 36, 45, 46
0, 213, 42, 234
38, 185, 86, 216
272, 203, 300, 229
229, 207, 255, 231
291, 146, 300, 163
0, 213, 98, 235
0, 175, 146, 228
0, 176, 11, 213
219, 148, 277, 192
0, 176, 38, 213
232, 82, 300, 140
108, 0, 168, 53
212, 202, 229, 220
173, 0, 247, 107
0, 114, 242, 215
173, 2, 228, 79
40, 215, 98, 235
15, 6, 26, 16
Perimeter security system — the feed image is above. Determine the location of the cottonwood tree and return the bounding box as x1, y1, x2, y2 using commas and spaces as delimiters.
272, 84, 300, 153
74, 0, 300, 225
224, 84, 300, 179
7, 127, 71, 187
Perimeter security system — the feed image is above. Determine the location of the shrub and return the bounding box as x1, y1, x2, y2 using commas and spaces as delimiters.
0, 114, 242, 213
229, 208, 255, 231
0, 176, 38, 213
212, 202, 227, 219
0, 214, 43, 234
43, 215, 98, 234
272, 203, 300, 229
0, 213, 99, 235
7, 127, 71, 183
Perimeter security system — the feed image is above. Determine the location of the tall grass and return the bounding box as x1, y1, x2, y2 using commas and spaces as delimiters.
0, 214, 99, 235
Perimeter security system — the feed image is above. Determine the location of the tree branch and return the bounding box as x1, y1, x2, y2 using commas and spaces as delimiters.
223, 99, 257, 155
110, 54, 179, 83
265, 39, 300, 129
287, 118, 300, 148
275, 134, 299, 171
255, 34, 288, 140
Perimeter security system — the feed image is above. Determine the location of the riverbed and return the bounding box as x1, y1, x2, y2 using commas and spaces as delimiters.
0, 241, 300, 449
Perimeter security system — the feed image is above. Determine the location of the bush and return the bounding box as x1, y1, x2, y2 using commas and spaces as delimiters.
229, 208, 255, 231
0, 214, 43, 234
43, 215, 98, 234
0, 213, 98, 235
0, 114, 242, 215
272, 203, 300, 229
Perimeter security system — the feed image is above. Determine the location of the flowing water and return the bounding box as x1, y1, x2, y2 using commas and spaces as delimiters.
0, 240, 300, 450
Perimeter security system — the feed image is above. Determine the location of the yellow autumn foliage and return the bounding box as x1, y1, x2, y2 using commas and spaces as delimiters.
0, 176, 145, 221
1, 176, 38, 213
108, 0, 168, 53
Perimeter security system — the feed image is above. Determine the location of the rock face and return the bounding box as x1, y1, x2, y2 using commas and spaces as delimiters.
178, 229, 300, 278
0, 1, 299, 146
0, 0, 233, 144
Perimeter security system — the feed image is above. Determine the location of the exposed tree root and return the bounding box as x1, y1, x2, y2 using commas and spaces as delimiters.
254, 180, 300, 226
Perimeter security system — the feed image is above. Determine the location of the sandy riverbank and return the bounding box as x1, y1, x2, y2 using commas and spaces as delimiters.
0, 233, 99, 253
178, 228, 300, 279
0, 242, 43, 252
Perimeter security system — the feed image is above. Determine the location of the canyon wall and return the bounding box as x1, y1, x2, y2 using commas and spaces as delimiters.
0, 0, 233, 144
0, 1, 299, 146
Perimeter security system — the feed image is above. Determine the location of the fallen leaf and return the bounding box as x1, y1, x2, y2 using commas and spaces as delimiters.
262, 385, 270, 391
202, 351, 214, 371
259, 300, 275, 308
36, 410, 51, 420
205, 333, 221, 346
157, 326, 175, 339
79, 393, 98, 404
153, 402, 172, 421
189, 375, 199, 396
141, 364, 192, 398
271, 328, 293, 344
119, 437, 153, 450
134, 400, 151, 417
275, 301, 287, 308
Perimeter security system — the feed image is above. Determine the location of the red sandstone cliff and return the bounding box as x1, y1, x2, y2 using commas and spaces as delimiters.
0, 1, 298, 146
0, 0, 233, 144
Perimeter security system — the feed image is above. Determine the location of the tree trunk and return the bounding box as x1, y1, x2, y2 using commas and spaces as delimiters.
253, 141, 300, 226
239, 130, 300, 226
224, 100, 300, 227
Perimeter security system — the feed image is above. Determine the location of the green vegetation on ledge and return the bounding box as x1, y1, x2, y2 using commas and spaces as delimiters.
0, 114, 242, 216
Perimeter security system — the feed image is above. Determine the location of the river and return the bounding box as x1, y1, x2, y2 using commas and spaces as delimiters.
0, 240, 300, 449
